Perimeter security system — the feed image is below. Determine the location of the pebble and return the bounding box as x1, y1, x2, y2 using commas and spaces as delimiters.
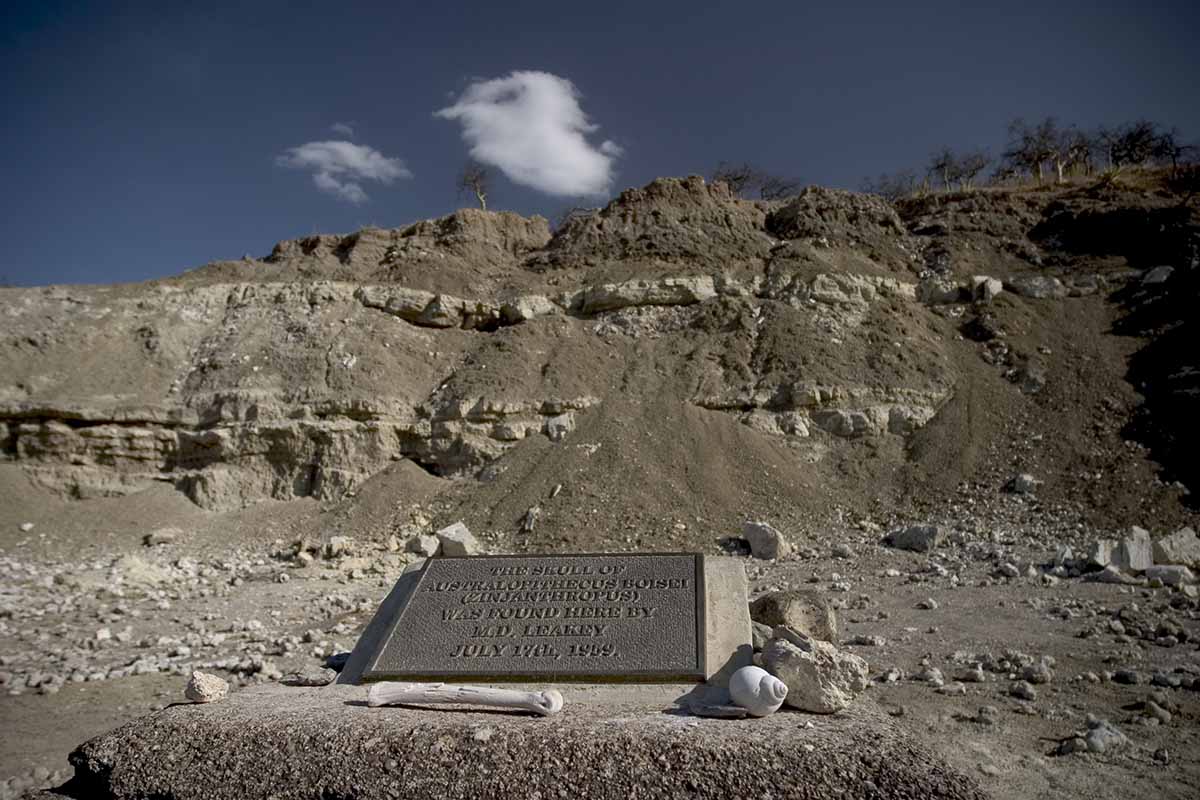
1009, 681, 1037, 701
184, 670, 230, 703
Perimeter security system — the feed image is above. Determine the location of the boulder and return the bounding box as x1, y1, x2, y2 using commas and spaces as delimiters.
1145, 565, 1195, 587
762, 627, 869, 714
883, 524, 943, 553
749, 590, 839, 643
184, 671, 229, 704
406, 534, 440, 558
742, 520, 792, 560
1153, 527, 1200, 568
143, 527, 181, 546
971, 276, 1003, 303
1004, 473, 1040, 494
1086, 539, 1115, 569
1008, 275, 1067, 299
1112, 527, 1153, 572
436, 522, 481, 556
543, 412, 575, 442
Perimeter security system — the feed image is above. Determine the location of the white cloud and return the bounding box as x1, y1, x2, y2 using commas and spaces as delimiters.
276, 140, 411, 204
331, 122, 355, 137
435, 70, 621, 197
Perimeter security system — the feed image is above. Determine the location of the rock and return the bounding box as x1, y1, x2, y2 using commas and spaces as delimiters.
728, 665, 789, 717
1021, 661, 1053, 685
1145, 565, 1195, 586
749, 590, 839, 643
936, 682, 966, 696
750, 621, 774, 652
542, 412, 575, 443
19, 522, 34, 532
1086, 540, 1115, 569
281, 667, 337, 687
406, 534, 440, 558
323, 536, 353, 559
1153, 527, 1200, 568
436, 522, 481, 556
742, 520, 792, 560
1004, 474, 1040, 494
1112, 526, 1153, 572
1113, 669, 1145, 685
1087, 565, 1139, 584
917, 276, 962, 305
883, 524, 943, 553
971, 276, 1004, 303
143, 527, 180, 546
762, 627, 869, 714
1142, 266, 1174, 285
1008, 275, 1067, 299
185, 671, 229, 704
1084, 717, 1127, 753
1009, 681, 1037, 702
954, 664, 985, 683
916, 598, 939, 610
325, 652, 351, 672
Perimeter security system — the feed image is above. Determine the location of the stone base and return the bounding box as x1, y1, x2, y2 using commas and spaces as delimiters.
50, 684, 986, 800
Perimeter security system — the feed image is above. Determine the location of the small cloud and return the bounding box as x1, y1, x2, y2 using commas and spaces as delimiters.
276, 140, 411, 204
331, 122, 355, 137
435, 70, 621, 197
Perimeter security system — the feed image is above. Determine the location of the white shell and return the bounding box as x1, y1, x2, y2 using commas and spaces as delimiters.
728, 665, 788, 717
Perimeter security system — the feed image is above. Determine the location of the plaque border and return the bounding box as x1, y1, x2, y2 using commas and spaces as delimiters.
361, 552, 707, 683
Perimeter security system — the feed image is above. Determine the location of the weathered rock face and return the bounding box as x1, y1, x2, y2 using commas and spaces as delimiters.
0, 177, 965, 513
7, 173, 1188, 530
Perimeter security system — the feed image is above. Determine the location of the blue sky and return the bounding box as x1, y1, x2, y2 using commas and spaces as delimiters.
2, 0, 1198, 286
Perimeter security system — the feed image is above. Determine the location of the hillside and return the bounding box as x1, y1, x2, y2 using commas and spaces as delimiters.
1, 175, 1195, 550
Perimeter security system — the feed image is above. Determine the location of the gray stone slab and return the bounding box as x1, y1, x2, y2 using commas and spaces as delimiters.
344, 554, 751, 686
54, 684, 988, 800
361, 553, 705, 682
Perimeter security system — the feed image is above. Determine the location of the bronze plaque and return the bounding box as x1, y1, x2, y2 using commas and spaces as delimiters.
362, 553, 706, 682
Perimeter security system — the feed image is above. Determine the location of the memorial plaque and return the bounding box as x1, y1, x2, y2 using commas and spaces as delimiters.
362, 553, 706, 682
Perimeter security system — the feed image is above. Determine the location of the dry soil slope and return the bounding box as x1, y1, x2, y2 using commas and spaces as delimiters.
1, 175, 1196, 552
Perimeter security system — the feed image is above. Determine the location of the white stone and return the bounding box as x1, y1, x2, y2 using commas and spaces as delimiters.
971, 276, 1004, 303
184, 671, 229, 703
323, 536, 352, 559
543, 412, 575, 442
1005, 473, 1040, 494
1144, 565, 1195, 586
728, 665, 789, 717
1153, 527, 1200, 568
884, 524, 943, 553
19, 522, 34, 532
742, 520, 792, 560
1112, 527, 1153, 572
406, 534, 440, 558
436, 522, 481, 556
762, 627, 869, 714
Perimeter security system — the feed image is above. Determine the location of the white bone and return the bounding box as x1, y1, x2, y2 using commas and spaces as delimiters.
366, 681, 564, 716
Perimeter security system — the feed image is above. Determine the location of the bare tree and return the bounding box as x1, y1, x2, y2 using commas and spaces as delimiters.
1098, 120, 1161, 171
860, 169, 920, 202
711, 161, 761, 196
927, 147, 957, 190
1002, 118, 1060, 183
457, 161, 490, 210
758, 174, 803, 200
956, 149, 992, 189
711, 162, 801, 200
1153, 127, 1196, 172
